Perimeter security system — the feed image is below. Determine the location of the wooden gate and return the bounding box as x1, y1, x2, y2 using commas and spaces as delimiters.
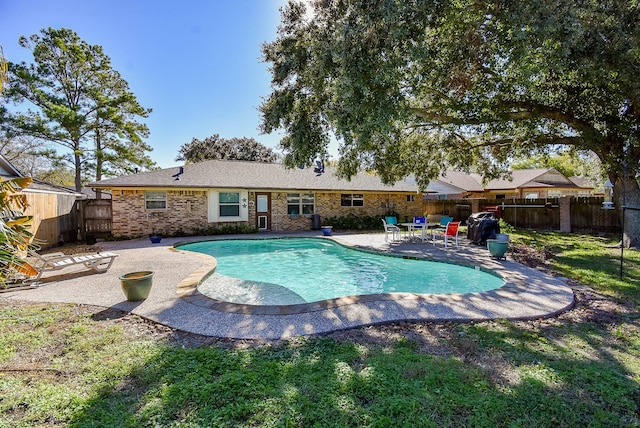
83, 199, 112, 237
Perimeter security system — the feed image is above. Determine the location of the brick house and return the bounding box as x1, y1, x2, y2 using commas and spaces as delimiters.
88, 159, 426, 238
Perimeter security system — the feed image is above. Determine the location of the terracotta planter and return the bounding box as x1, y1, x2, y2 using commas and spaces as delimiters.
119, 271, 154, 301
486, 239, 508, 259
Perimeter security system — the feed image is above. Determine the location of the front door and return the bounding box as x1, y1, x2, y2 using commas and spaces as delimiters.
255, 193, 271, 230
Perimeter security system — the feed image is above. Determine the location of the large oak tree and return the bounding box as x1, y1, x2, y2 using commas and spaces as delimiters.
2, 28, 156, 192
261, 0, 640, 246
176, 134, 278, 164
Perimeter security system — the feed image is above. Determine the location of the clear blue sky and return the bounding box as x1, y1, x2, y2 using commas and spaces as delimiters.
0, 0, 297, 169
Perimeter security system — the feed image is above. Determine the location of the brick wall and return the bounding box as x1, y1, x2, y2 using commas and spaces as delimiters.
112, 189, 209, 238
111, 189, 424, 237
271, 191, 424, 231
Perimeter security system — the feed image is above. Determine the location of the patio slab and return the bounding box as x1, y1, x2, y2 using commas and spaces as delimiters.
0, 231, 574, 340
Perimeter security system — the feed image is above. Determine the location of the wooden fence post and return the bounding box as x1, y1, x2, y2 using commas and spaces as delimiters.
559, 196, 571, 233
471, 199, 480, 213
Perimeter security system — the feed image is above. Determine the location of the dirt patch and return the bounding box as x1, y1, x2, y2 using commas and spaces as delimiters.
508, 242, 554, 269
41, 244, 105, 255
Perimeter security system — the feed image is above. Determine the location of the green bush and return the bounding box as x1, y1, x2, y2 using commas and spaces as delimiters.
323, 212, 399, 231
498, 218, 515, 234
191, 224, 258, 236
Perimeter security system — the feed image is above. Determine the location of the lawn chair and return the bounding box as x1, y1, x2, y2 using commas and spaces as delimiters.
382, 218, 402, 241
439, 216, 454, 227
412, 216, 427, 241
432, 221, 461, 247
25, 251, 119, 283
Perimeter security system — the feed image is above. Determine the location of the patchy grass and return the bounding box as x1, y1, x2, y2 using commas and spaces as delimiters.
1, 232, 639, 427
510, 230, 640, 301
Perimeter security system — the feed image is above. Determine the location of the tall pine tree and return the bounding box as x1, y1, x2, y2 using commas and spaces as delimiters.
3, 28, 155, 192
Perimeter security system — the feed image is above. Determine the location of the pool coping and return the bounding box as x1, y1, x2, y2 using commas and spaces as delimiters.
175, 235, 575, 320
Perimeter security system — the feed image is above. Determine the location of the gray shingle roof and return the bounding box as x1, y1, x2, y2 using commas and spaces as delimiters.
484, 168, 575, 190
437, 171, 484, 192
436, 168, 585, 191
88, 160, 421, 193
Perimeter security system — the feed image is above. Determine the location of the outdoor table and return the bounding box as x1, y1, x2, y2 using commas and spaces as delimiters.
399, 222, 439, 242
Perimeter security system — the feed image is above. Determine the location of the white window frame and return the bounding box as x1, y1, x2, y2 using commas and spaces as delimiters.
341, 193, 364, 207
287, 193, 315, 216
219, 192, 241, 217
145, 191, 167, 210
208, 190, 249, 222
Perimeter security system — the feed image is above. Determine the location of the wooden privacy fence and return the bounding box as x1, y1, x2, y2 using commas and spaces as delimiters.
480, 199, 561, 231
569, 197, 621, 234
423, 197, 621, 234
23, 191, 78, 248
421, 199, 473, 223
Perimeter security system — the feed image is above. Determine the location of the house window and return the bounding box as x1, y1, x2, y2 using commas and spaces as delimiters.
145, 191, 166, 210
287, 193, 315, 215
525, 192, 539, 200
406, 195, 416, 202
341, 194, 364, 207
219, 192, 240, 217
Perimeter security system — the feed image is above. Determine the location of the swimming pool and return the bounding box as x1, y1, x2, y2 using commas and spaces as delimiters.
179, 238, 504, 305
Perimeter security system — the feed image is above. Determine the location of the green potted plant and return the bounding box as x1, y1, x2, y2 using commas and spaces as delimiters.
119, 271, 154, 301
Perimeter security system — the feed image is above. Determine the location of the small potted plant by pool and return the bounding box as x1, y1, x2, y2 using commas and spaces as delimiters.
119, 271, 154, 301
321, 225, 333, 236
149, 229, 162, 243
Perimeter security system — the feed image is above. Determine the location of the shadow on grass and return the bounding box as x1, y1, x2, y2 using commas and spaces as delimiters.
67, 318, 640, 427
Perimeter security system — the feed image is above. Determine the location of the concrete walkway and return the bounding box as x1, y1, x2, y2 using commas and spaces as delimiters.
0, 232, 574, 340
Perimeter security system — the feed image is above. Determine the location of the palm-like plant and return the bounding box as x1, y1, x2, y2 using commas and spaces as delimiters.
0, 176, 37, 287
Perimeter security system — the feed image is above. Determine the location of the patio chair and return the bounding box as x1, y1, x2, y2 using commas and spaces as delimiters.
25, 250, 119, 283
433, 221, 461, 248
439, 216, 454, 227
382, 218, 402, 241
412, 216, 427, 241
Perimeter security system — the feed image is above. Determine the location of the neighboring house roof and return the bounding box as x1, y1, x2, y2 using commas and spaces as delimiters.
431, 168, 590, 193
484, 168, 576, 190
568, 176, 594, 189
0, 154, 23, 178
435, 171, 484, 192
88, 160, 422, 193
63, 187, 112, 199
25, 180, 84, 197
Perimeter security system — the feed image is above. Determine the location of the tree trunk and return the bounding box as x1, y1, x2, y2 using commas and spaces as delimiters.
614, 174, 640, 248
95, 129, 103, 200
74, 148, 82, 193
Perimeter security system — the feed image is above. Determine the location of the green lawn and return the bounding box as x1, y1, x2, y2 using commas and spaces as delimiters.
1, 231, 639, 427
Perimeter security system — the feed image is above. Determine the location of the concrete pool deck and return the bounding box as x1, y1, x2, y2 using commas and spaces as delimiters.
0, 232, 574, 340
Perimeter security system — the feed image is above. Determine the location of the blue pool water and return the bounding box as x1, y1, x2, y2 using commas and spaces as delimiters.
179, 238, 504, 305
